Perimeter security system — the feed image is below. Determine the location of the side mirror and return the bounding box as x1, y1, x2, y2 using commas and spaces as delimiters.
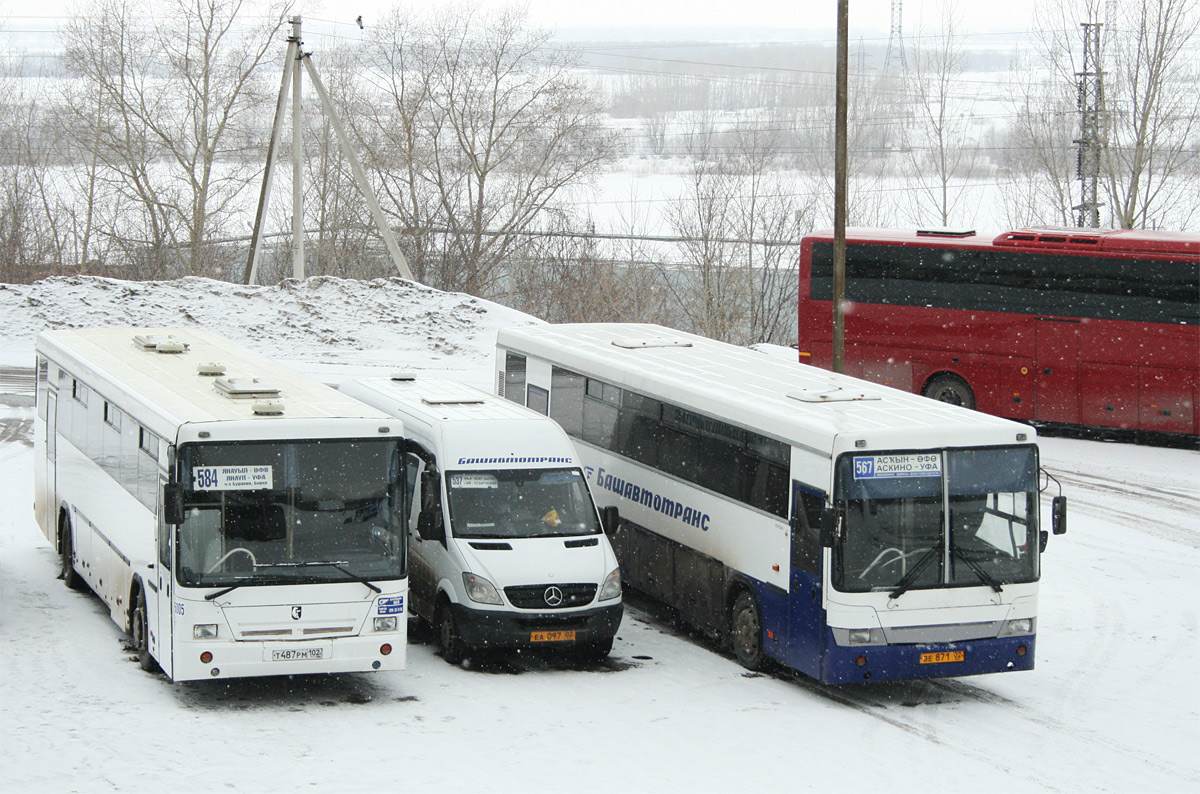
600, 505, 620, 536
163, 482, 184, 525
819, 505, 837, 548
1052, 496, 1067, 535
416, 508, 445, 544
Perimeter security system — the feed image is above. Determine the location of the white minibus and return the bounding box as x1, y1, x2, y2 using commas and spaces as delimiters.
339, 376, 622, 665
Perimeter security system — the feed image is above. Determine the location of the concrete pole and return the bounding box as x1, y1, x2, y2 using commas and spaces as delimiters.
244, 39, 296, 285
291, 16, 305, 280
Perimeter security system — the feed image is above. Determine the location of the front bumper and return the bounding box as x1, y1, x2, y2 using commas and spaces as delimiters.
450, 601, 623, 650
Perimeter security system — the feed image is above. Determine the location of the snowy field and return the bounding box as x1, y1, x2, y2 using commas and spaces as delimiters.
0, 277, 1197, 793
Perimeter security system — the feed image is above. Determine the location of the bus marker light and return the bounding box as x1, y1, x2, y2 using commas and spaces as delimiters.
372, 661, 381, 669
1016, 645, 1028, 656
200, 651, 213, 664
210, 668, 220, 677
855, 656, 867, 667
380, 643, 393, 656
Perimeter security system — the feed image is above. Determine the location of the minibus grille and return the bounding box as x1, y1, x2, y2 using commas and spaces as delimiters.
504, 583, 597, 609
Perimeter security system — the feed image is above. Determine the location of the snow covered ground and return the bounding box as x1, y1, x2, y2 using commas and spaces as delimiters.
1, 276, 1197, 793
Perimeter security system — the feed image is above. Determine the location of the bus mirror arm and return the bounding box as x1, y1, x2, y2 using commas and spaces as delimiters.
163, 482, 184, 526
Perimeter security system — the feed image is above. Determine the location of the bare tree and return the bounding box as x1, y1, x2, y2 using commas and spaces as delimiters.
997, 52, 1078, 228
900, 1, 984, 227
1031, 0, 1200, 229
61, 0, 291, 278
359, 3, 617, 298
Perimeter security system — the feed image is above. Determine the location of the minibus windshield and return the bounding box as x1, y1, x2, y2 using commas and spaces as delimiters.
446, 467, 601, 539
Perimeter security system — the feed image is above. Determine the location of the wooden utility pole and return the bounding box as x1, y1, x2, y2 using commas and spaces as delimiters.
833, 0, 848, 373
244, 16, 414, 285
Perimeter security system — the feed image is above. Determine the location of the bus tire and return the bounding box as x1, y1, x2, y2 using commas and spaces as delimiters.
436, 602, 466, 666
131, 586, 159, 673
58, 514, 85, 591
922, 374, 975, 410
730, 590, 765, 671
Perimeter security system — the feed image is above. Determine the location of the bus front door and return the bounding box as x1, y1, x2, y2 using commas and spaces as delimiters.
1035, 318, 1081, 423
786, 482, 824, 680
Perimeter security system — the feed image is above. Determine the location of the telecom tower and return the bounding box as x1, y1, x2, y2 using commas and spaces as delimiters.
1073, 21, 1105, 228
883, 0, 907, 75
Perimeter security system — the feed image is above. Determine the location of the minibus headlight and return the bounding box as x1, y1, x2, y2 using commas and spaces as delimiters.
374, 616, 398, 632
1001, 618, 1035, 637
193, 624, 218, 640
848, 628, 873, 645
598, 568, 622, 601
463, 573, 503, 605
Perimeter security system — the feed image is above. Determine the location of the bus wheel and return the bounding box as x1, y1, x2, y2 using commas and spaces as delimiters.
923, 374, 975, 410
436, 603, 466, 666
730, 591, 765, 671
131, 587, 159, 673
58, 515, 84, 591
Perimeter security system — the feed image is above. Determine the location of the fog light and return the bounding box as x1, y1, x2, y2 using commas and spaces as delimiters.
855, 655, 868, 667
193, 623, 218, 640
200, 651, 213, 664
380, 643, 393, 656
210, 667, 220, 677
1016, 645, 1028, 656
374, 616, 397, 632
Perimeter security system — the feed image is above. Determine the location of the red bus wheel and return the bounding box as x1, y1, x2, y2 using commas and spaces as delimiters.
923, 374, 975, 410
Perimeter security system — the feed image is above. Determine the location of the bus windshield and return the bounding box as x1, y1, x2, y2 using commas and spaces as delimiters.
833, 446, 1038, 594
446, 468, 600, 539
176, 439, 406, 589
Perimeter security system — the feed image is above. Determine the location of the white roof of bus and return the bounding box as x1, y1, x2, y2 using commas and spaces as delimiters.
497, 323, 1032, 453
37, 327, 393, 436
342, 377, 550, 424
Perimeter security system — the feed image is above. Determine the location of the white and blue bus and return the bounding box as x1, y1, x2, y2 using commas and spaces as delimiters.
34, 328, 408, 682
496, 323, 1066, 684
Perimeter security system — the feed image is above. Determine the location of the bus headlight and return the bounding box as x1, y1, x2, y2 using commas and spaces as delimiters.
463, 573, 503, 605
837, 627, 885, 646
598, 568, 622, 601
1000, 618, 1035, 637
193, 624, 218, 640
374, 616, 398, 632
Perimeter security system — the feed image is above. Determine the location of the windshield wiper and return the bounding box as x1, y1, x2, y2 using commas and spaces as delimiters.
951, 546, 1004, 593
255, 560, 382, 594
205, 581, 249, 601
889, 544, 941, 600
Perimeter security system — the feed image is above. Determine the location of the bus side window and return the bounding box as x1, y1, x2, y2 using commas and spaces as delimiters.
792, 484, 825, 575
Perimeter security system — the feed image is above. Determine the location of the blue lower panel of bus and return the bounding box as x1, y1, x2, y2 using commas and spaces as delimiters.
753, 578, 1036, 684
817, 631, 1036, 685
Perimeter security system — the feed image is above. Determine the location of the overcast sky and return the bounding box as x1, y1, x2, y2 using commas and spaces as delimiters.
3, 0, 1039, 37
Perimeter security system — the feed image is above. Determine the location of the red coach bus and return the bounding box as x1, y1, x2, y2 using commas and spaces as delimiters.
797, 227, 1200, 437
